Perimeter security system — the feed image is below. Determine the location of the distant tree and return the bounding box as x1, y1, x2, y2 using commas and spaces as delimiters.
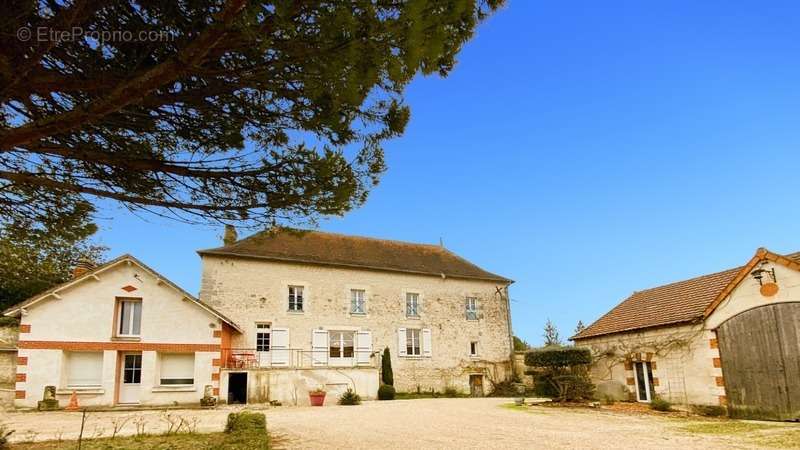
543, 319, 562, 347
1, 0, 503, 226
513, 335, 530, 351
574, 320, 586, 335
381, 347, 394, 386
0, 201, 105, 312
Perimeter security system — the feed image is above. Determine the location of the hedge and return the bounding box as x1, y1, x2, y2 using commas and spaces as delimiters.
525, 347, 591, 367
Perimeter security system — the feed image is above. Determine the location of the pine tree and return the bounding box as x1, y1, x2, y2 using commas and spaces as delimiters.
543, 319, 562, 347
574, 320, 586, 335
381, 347, 394, 386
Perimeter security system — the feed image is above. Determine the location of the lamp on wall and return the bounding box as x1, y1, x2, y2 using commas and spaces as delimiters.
750, 267, 776, 286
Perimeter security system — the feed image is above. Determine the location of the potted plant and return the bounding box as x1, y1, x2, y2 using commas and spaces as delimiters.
309, 386, 326, 406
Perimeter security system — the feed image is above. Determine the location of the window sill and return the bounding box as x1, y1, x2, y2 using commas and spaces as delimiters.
405, 315, 421, 320
152, 386, 196, 393
401, 356, 430, 360
57, 387, 104, 395
349, 312, 367, 317
286, 310, 304, 315
112, 335, 141, 341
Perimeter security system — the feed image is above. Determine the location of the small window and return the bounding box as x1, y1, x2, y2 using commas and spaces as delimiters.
470, 341, 478, 357
118, 299, 142, 336
329, 331, 355, 358
406, 329, 421, 356
66, 352, 103, 387
351, 289, 366, 314
288, 286, 304, 312
256, 323, 270, 352
159, 353, 195, 386
406, 293, 419, 317
465, 297, 478, 321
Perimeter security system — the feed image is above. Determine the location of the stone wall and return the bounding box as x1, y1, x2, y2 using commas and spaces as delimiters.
200, 255, 514, 395
0, 325, 18, 409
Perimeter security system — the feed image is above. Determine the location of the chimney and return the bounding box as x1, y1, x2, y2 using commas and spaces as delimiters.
223, 225, 238, 246
72, 258, 95, 279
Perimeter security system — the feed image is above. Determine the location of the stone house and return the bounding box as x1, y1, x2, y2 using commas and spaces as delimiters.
2, 229, 513, 408
198, 229, 514, 404
2, 255, 242, 408
573, 248, 800, 420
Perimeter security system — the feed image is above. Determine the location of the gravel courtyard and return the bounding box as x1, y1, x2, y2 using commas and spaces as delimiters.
3, 398, 797, 449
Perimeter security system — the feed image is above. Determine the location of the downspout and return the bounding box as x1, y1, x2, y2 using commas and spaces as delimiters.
503, 285, 515, 380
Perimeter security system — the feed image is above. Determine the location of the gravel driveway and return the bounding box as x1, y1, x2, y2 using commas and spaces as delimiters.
1, 398, 787, 449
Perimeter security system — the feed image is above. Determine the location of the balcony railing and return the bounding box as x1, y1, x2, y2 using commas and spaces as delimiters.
222, 348, 377, 369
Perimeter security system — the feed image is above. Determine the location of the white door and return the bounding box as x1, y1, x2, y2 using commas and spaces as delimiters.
633, 361, 654, 402
271, 328, 290, 366
119, 353, 142, 404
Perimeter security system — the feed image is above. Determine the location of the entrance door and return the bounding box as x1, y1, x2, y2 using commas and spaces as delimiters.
717, 302, 800, 420
633, 361, 654, 402
228, 372, 248, 404
119, 353, 142, 404
469, 374, 484, 397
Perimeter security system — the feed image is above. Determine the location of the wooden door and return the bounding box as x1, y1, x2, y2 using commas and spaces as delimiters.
717, 302, 800, 420
469, 375, 484, 397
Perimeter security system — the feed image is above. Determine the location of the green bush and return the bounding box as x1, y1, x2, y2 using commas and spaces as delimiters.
381, 347, 394, 386
488, 380, 519, 397
525, 347, 592, 367
691, 404, 727, 417
442, 387, 461, 398
338, 388, 361, 405
650, 398, 672, 412
378, 384, 396, 400
225, 411, 267, 434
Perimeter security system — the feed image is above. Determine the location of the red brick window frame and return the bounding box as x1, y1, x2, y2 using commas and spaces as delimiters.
113, 297, 143, 339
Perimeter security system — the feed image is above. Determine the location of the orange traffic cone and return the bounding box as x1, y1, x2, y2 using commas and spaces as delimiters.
65, 391, 80, 411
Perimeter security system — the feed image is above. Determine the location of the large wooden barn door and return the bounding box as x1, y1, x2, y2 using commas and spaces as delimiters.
717, 302, 800, 420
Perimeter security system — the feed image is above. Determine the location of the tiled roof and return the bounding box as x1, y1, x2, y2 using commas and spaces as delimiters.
573, 251, 800, 340
198, 228, 512, 283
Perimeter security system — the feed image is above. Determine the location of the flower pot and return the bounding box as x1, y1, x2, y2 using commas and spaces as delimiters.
309, 392, 326, 406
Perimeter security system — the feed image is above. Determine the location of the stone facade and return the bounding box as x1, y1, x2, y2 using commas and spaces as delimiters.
199, 254, 514, 396
0, 325, 18, 408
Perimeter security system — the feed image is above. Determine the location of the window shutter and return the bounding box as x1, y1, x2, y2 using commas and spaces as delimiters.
356, 331, 372, 365
160, 353, 194, 385
397, 328, 407, 356
311, 329, 329, 366
67, 352, 103, 386
422, 329, 432, 357
271, 328, 290, 366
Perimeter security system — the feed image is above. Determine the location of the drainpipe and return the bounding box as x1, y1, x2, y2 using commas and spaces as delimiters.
503, 285, 515, 380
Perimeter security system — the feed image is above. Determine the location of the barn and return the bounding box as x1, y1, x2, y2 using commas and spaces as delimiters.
573, 248, 800, 420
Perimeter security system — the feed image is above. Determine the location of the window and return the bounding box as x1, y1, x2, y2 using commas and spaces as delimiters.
159, 353, 194, 386
406, 293, 419, 317
351, 289, 366, 314
406, 328, 421, 356
117, 299, 142, 336
123, 354, 142, 384
329, 331, 355, 358
465, 297, 478, 320
255, 323, 270, 352
470, 341, 478, 357
66, 352, 103, 387
634, 361, 655, 402
288, 286, 304, 312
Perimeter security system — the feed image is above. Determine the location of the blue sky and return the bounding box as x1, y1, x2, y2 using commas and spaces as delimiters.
95, 1, 800, 346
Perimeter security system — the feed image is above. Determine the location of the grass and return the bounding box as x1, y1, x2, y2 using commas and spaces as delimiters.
11, 430, 270, 450
678, 420, 800, 448
394, 390, 469, 400
500, 403, 530, 412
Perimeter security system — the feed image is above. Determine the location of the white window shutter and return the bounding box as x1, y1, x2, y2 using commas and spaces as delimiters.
397, 328, 407, 356
311, 329, 329, 366
422, 329, 432, 357
356, 331, 372, 365
271, 328, 290, 366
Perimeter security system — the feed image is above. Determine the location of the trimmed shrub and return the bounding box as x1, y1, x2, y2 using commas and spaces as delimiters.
225, 411, 266, 434
381, 347, 394, 386
488, 380, 518, 397
378, 383, 396, 400
525, 346, 595, 402
650, 398, 672, 412
338, 388, 361, 405
525, 347, 592, 367
442, 387, 461, 398
691, 404, 727, 417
